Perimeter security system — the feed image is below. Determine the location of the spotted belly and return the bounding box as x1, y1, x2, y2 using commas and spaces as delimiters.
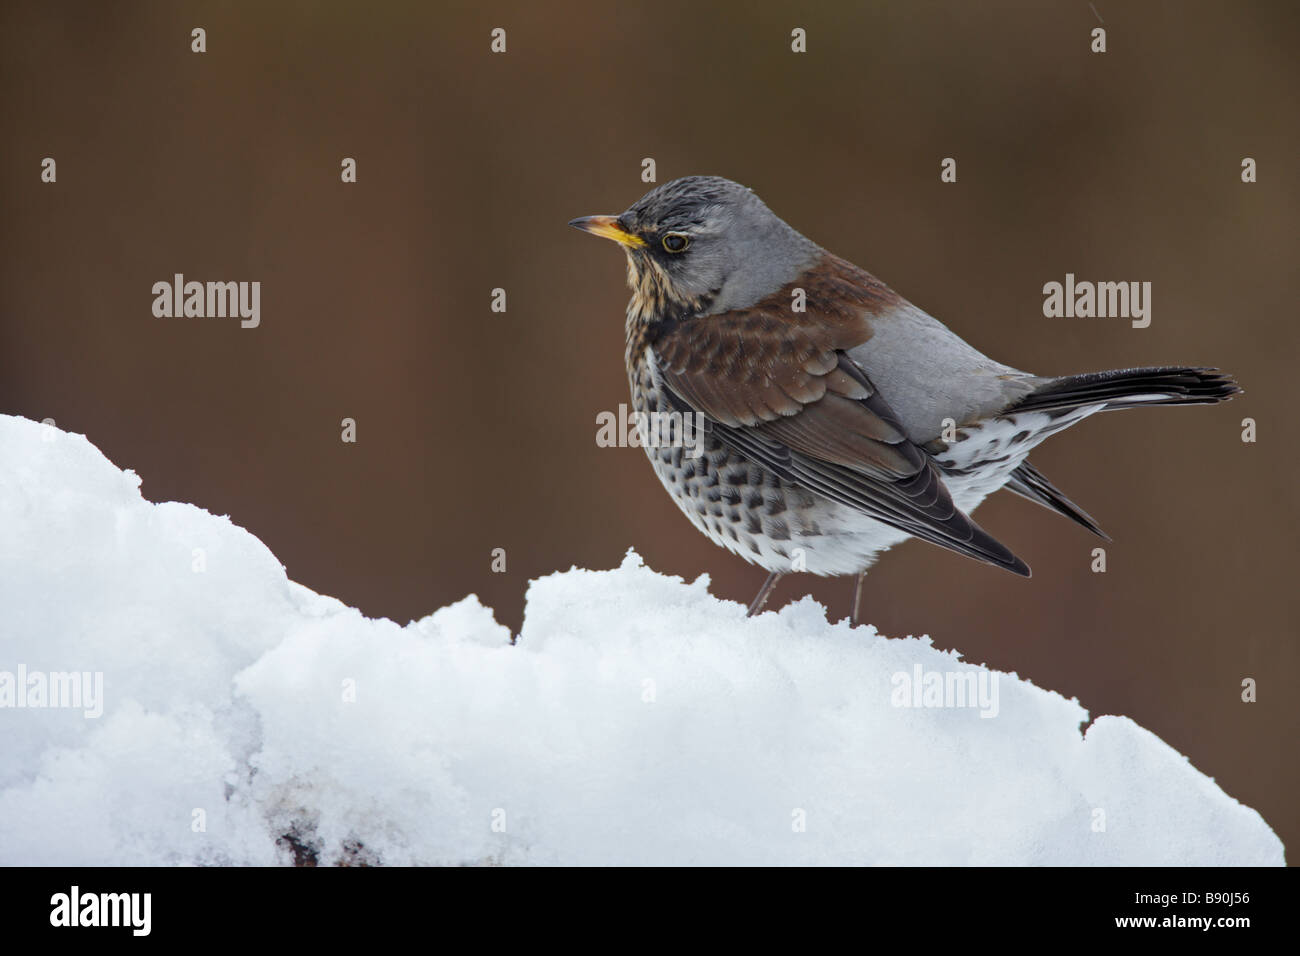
626, 354, 1106, 577
630, 360, 915, 577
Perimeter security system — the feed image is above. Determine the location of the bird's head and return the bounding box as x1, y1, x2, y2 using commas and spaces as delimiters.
569, 176, 819, 321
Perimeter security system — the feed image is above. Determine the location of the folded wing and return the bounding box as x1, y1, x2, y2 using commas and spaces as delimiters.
649, 257, 1030, 577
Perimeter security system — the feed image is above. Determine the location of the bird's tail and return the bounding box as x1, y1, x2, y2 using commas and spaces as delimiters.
1009, 366, 1241, 415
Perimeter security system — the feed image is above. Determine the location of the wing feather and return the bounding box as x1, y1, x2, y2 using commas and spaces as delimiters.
647, 257, 1029, 576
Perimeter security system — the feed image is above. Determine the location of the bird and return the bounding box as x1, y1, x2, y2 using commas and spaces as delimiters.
568, 176, 1240, 623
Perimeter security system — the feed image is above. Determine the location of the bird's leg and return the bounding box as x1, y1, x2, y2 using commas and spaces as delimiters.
851, 572, 868, 626
746, 570, 784, 617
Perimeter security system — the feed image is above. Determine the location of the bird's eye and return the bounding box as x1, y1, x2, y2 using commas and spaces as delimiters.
661, 233, 691, 253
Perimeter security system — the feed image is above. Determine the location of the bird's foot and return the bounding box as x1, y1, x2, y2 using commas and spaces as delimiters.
746, 570, 784, 617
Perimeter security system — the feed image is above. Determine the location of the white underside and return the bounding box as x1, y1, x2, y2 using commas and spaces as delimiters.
651, 404, 1104, 577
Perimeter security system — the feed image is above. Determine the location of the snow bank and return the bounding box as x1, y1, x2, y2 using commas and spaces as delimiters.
0, 415, 1283, 865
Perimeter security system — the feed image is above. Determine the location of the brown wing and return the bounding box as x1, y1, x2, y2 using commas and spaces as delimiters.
649, 253, 884, 427
650, 255, 1030, 576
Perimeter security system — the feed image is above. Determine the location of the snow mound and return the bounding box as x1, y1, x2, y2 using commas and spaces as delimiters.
0, 415, 1283, 865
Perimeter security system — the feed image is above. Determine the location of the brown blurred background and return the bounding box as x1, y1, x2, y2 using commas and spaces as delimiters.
2, 1, 1296, 859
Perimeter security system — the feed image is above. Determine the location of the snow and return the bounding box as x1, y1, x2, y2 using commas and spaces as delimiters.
0, 415, 1283, 866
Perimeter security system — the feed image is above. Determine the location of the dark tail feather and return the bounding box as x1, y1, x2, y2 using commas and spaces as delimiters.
1010, 366, 1241, 414
1004, 461, 1110, 541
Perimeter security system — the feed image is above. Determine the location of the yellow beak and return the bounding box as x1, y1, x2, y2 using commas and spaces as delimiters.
568, 215, 647, 248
